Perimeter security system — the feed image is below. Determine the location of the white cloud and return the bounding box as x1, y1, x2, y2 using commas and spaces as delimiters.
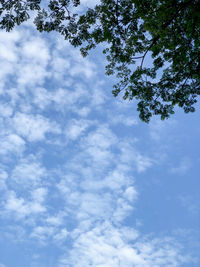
69, 126, 117, 170
0, 61, 14, 81
0, 134, 25, 156
46, 214, 64, 226
76, 192, 114, 220
0, 104, 13, 118
2, 88, 19, 108
74, 106, 91, 117
0, 42, 17, 62
31, 187, 47, 202
66, 119, 92, 140
17, 64, 49, 87
110, 114, 138, 126
123, 186, 138, 202
30, 226, 54, 242
4, 188, 47, 219
112, 197, 133, 222
31, 87, 52, 109
84, 125, 117, 149
51, 40, 96, 80
50, 53, 71, 81
11, 157, 47, 188
17, 34, 50, 87
55, 127, 141, 235
54, 228, 68, 242
12, 112, 61, 142
56, 125, 142, 229
22, 38, 50, 64
0, 30, 20, 44
60, 222, 190, 267
78, 0, 100, 8
53, 86, 88, 108
0, 29, 50, 88
80, 168, 131, 192
30, 225, 68, 245
91, 85, 107, 108
119, 141, 153, 173
31, 85, 90, 114
133, 153, 153, 173
69, 51, 96, 79
0, 30, 20, 63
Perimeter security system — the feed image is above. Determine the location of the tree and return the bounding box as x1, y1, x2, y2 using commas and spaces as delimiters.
0, 0, 199, 122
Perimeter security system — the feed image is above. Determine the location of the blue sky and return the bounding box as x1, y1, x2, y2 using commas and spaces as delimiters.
0, 2, 199, 266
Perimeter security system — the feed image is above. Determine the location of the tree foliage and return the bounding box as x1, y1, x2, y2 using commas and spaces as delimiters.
1, 0, 199, 122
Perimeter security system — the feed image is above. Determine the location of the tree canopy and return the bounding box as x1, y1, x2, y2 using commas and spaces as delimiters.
0, 0, 199, 122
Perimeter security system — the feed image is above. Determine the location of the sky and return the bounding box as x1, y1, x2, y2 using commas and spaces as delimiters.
0, 2, 200, 267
